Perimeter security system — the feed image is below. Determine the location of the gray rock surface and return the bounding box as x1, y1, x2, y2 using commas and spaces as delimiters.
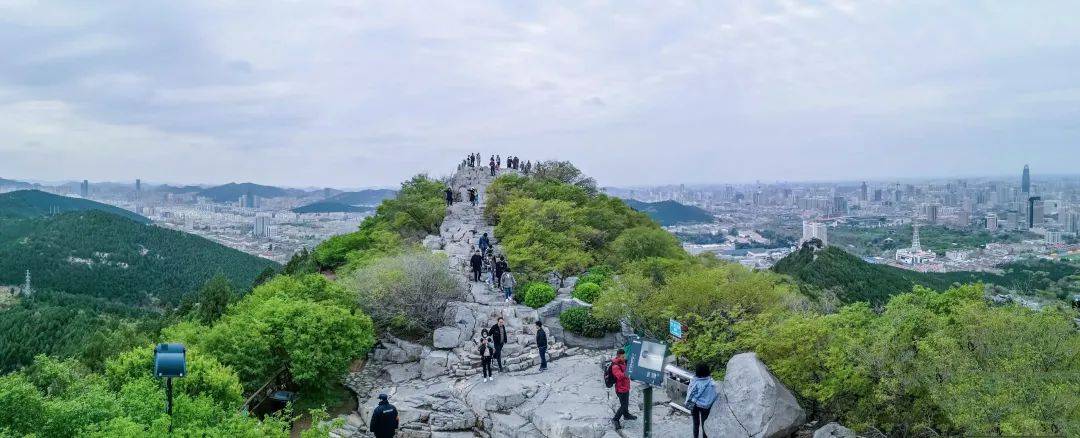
813, 422, 856, 438
433, 327, 462, 349
705, 352, 806, 438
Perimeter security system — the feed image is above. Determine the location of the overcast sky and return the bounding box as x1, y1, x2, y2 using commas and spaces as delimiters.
1, 1, 1078, 188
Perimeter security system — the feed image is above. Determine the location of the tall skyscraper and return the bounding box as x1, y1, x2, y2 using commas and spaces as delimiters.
1021, 164, 1030, 194
245, 191, 256, 210
860, 181, 868, 202
135, 179, 141, 197
1028, 196, 1042, 229
923, 204, 940, 224
80, 180, 89, 198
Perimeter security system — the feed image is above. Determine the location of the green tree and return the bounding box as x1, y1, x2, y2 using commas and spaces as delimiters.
609, 226, 684, 266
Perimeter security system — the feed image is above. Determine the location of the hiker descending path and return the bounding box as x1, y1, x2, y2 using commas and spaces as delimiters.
331, 163, 691, 438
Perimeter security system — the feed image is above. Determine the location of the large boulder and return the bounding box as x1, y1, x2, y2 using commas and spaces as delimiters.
421, 350, 451, 380
704, 352, 806, 438
433, 327, 463, 349
813, 422, 856, 438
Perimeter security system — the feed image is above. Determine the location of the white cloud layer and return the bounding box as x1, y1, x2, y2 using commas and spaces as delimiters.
1, 0, 1078, 187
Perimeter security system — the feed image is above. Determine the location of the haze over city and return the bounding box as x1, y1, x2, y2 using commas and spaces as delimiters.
3, 1, 1080, 188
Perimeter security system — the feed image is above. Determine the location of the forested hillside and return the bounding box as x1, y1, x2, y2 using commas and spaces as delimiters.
327, 189, 398, 206
292, 201, 373, 214
196, 182, 291, 202
0, 190, 148, 223
0, 210, 277, 305
772, 246, 1080, 305
623, 199, 715, 226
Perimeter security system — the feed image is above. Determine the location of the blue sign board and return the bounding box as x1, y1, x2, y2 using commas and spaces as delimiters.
668, 319, 683, 339
626, 337, 667, 386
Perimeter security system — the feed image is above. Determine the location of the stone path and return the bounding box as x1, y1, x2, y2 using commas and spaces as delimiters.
330, 164, 691, 438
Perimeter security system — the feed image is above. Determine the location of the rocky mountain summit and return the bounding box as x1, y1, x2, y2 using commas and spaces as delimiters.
329, 166, 821, 438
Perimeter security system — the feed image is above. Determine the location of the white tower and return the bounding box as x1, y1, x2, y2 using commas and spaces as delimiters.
911, 224, 922, 253
22, 270, 33, 296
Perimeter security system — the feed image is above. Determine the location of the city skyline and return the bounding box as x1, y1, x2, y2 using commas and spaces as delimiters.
3, 2, 1080, 187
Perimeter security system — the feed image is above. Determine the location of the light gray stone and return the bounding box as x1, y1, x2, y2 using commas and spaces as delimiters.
423, 234, 444, 250
704, 352, 806, 438
433, 327, 462, 349
814, 422, 856, 438
382, 362, 421, 383
421, 350, 450, 379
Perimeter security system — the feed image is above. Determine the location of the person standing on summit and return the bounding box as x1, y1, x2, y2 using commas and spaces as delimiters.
489, 157, 496, 176
444, 187, 454, 207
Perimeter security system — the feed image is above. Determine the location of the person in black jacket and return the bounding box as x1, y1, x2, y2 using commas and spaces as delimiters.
489, 317, 508, 372
493, 256, 506, 288
444, 187, 454, 206
470, 250, 483, 282
369, 393, 399, 438
535, 320, 548, 371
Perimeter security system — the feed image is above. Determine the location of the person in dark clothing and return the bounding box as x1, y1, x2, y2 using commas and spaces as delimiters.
369, 393, 399, 438
611, 350, 636, 430
489, 317, 508, 372
479, 233, 490, 256
493, 256, 507, 288
535, 320, 548, 371
479, 329, 495, 381
444, 187, 454, 206
470, 251, 483, 282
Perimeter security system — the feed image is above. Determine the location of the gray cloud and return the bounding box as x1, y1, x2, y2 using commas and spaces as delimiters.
1, 0, 1078, 187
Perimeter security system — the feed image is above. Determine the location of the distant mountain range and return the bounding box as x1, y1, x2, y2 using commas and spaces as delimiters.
623, 199, 715, 226
0, 178, 34, 190
196, 182, 296, 202
0, 190, 149, 224
292, 201, 374, 214
327, 189, 397, 206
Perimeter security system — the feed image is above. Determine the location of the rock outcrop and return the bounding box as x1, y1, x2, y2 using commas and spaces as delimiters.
813, 422, 856, 438
705, 352, 806, 438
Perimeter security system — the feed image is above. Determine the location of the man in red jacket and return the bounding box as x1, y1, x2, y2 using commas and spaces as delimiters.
611, 349, 636, 429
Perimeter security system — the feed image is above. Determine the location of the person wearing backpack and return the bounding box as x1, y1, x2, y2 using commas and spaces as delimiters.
478, 233, 490, 256
610, 349, 635, 429
478, 329, 495, 382
686, 363, 718, 438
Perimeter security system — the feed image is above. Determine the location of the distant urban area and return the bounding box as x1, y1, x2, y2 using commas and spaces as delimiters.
607, 164, 1080, 275
0, 178, 395, 263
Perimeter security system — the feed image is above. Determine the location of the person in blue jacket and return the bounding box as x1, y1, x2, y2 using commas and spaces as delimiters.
685, 363, 718, 438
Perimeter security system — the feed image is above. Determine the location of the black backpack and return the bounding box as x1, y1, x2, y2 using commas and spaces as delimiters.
603, 360, 616, 388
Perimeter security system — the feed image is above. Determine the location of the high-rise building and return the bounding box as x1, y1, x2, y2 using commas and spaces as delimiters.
1021, 164, 1031, 194
860, 182, 868, 202
245, 191, 257, 210
1031, 200, 1045, 229
1066, 209, 1080, 233
873, 189, 883, 202
923, 204, 940, 224
135, 179, 141, 194
253, 216, 272, 238
801, 221, 828, 247
831, 196, 848, 216
1046, 230, 1063, 245
79, 180, 89, 198
985, 213, 998, 232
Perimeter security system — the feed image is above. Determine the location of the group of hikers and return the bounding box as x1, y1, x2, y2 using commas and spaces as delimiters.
459, 152, 533, 176
370, 156, 718, 437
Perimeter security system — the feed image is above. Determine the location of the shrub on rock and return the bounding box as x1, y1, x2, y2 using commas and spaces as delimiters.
559, 307, 618, 338
523, 283, 556, 308
572, 282, 602, 304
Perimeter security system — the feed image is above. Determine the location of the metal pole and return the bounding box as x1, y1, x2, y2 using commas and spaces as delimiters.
643, 385, 652, 438
166, 377, 174, 432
